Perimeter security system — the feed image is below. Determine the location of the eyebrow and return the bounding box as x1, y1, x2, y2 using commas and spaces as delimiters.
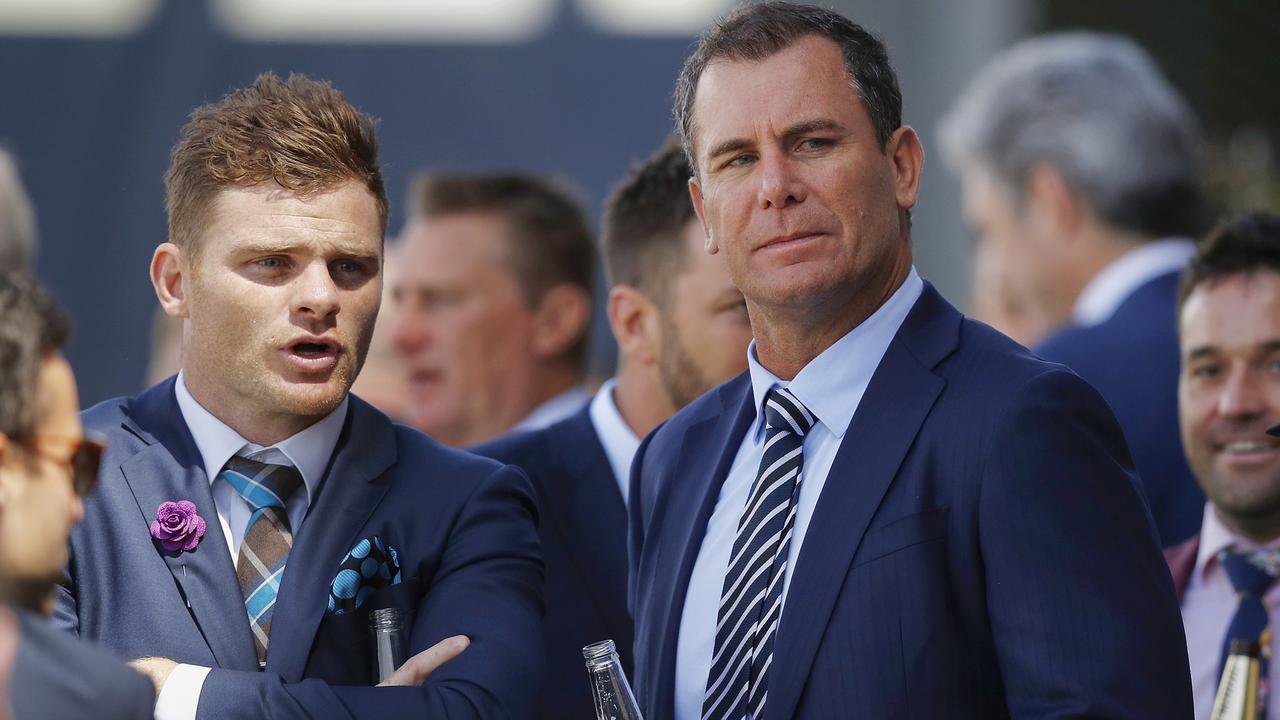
704, 118, 847, 164
1185, 339, 1280, 360
236, 240, 378, 258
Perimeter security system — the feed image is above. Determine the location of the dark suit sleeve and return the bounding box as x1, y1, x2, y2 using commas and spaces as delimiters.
195, 464, 545, 720
980, 368, 1193, 718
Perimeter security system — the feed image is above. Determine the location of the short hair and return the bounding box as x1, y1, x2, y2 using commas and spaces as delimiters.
1178, 212, 1280, 310
602, 140, 698, 306
408, 172, 595, 367
165, 72, 387, 254
0, 272, 70, 441
674, 1, 902, 173
0, 147, 38, 271
938, 32, 1206, 240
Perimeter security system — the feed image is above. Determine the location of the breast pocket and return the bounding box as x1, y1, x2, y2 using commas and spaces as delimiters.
851, 507, 949, 569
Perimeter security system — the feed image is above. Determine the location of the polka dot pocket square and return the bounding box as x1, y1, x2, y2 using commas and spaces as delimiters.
328, 536, 402, 615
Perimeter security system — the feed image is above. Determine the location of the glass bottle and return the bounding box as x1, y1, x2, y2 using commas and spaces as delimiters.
584, 639, 644, 720
371, 607, 407, 684
1213, 639, 1261, 720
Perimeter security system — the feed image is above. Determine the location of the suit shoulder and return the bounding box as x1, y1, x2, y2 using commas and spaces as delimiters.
392, 423, 510, 478
80, 394, 135, 433
471, 427, 553, 471
644, 372, 749, 460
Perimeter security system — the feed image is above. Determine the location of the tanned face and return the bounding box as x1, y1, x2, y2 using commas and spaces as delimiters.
176, 181, 383, 442
1179, 270, 1280, 540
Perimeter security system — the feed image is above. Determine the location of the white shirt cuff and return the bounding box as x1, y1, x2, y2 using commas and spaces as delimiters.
154, 663, 212, 720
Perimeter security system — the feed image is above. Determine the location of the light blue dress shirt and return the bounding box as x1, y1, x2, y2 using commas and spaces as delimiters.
673, 268, 924, 720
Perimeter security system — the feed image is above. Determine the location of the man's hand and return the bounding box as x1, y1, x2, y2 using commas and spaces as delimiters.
378, 635, 470, 687
129, 656, 178, 695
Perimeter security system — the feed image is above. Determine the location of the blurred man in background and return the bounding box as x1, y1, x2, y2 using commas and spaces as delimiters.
475, 141, 752, 719
349, 242, 408, 421
938, 32, 1208, 545
0, 148, 37, 272
1165, 213, 1280, 720
0, 271, 155, 719
391, 173, 594, 447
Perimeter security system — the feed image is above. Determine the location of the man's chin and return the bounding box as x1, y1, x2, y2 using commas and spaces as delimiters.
2, 575, 58, 615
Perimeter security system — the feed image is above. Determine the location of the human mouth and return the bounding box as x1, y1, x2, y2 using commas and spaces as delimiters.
760, 232, 825, 251
282, 336, 340, 373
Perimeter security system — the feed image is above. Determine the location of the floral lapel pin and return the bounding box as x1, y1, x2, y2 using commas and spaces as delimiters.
150, 500, 207, 553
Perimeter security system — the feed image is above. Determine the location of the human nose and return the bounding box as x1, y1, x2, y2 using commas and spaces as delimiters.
757, 150, 806, 209
390, 301, 429, 356
1218, 366, 1265, 420
293, 261, 340, 320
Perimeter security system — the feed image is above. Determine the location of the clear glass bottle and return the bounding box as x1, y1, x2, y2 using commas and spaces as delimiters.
584, 639, 644, 720
371, 607, 407, 684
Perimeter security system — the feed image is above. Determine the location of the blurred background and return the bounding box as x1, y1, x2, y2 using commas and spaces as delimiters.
0, 0, 1276, 405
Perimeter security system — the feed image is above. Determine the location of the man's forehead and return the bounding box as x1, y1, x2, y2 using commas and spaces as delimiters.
1180, 271, 1280, 346
690, 36, 858, 150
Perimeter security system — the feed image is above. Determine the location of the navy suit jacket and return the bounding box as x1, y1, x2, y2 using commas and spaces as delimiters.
1035, 270, 1204, 546
55, 379, 544, 719
630, 284, 1192, 719
11, 608, 155, 720
474, 405, 633, 720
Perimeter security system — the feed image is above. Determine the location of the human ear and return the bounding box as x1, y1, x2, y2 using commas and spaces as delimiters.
530, 284, 592, 360
887, 126, 925, 210
151, 243, 190, 319
607, 286, 661, 367
689, 177, 718, 255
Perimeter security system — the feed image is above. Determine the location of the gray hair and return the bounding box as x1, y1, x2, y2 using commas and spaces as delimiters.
0, 147, 37, 271
938, 32, 1205, 238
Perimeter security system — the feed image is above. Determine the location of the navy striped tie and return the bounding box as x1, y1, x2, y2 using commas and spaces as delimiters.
703, 386, 815, 720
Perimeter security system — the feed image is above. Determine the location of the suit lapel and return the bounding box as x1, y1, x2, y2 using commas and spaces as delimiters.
767, 285, 959, 720
118, 380, 258, 671
264, 398, 395, 680
546, 408, 632, 642
654, 376, 757, 717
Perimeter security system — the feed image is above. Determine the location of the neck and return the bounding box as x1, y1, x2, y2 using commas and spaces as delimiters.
183, 372, 325, 446
753, 256, 911, 380
1218, 507, 1280, 547
1061, 226, 1148, 317
612, 360, 676, 439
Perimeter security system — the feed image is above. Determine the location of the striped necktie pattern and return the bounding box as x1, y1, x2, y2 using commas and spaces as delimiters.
703, 386, 815, 720
220, 455, 305, 667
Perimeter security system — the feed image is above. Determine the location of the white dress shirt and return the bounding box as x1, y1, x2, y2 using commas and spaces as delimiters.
510, 386, 591, 434
1072, 238, 1194, 327
1181, 503, 1280, 720
587, 378, 640, 507
156, 373, 348, 720
673, 268, 924, 720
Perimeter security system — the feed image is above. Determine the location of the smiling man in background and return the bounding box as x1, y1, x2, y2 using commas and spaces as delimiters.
1165, 213, 1280, 719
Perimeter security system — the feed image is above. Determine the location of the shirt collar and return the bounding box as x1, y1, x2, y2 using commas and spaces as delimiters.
511, 386, 591, 434
1194, 502, 1280, 579
174, 371, 348, 505
1072, 238, 1195, 327
746, 266, 925, 442
587, 378, 641, 506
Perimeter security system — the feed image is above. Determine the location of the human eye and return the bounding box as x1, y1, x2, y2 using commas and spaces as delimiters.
1189, 362, 1220, 380
252, 256, 292, 274
797, 137, 832, 152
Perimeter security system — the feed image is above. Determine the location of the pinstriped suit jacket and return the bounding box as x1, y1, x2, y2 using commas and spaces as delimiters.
629, 283, 1193, 719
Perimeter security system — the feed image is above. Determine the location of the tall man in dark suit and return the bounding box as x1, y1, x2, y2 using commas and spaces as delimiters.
475, 141, 752, 719
629, 4, 1192, 718
938, 33, 1209, 545
0, 272, 155, 719
1163, 213, 1280, 719
53, 73, 543, 719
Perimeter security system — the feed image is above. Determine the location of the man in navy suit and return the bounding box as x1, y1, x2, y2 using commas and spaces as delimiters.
629, 4, 1192, 718
475, 140, 752, 719
0, 272, 155, 720
53, 73, 543, 719
938, 33, 1209, 546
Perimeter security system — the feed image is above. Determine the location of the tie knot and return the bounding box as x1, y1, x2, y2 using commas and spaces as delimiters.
763, 387, 815, 438
1219, 547, 1280, 597
221, 455, 304, 512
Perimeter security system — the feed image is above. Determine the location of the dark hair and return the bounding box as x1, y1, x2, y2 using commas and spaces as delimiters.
602, 140, 698, 305
0, 272, 70, 440
674, 1, 902, 172
1179, 212, 1280, 310
409, 172, 595, 368
165, 72, 387, 254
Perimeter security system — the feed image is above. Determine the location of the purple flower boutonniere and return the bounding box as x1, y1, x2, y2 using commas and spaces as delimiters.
150, 500, 207, 553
